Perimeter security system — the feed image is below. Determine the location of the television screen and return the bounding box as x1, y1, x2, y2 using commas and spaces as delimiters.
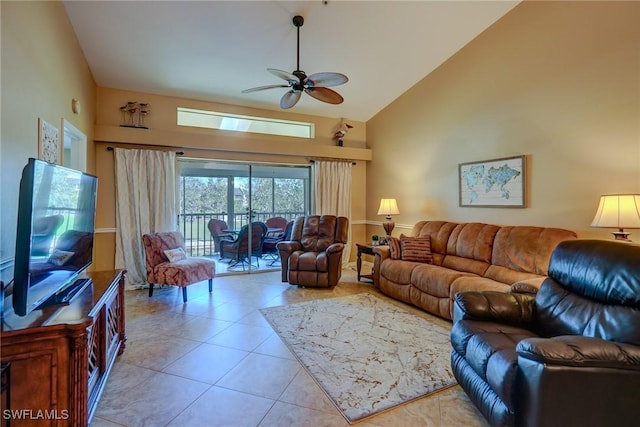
12, 158, 97, 316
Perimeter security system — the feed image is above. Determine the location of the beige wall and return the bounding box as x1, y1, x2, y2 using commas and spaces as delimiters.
0, 1, 96, 279
93, 87, 370, 269
366, 1, 640, 240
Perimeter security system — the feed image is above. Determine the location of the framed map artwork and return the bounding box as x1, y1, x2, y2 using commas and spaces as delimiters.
38, 118, 61, 164
458, 155, 526, 208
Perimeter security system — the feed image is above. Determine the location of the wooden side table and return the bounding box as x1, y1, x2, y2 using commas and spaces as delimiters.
356, 243, 376, 282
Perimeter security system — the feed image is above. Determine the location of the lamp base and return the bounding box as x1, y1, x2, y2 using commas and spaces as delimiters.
612, 231, 632, 242
382, 220, 395, 237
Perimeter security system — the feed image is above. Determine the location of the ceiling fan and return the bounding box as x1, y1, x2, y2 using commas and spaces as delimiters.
242, 15, 348, 109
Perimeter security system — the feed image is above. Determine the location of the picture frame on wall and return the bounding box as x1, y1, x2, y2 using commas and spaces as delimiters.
458, 155, 526, 208
38, 118, 61, 165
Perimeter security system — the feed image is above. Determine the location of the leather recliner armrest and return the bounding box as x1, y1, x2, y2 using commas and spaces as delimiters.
517, 335, 640, 370
325, 242, 345, 255
452, 291, 536, 327
276, 241, 302, 254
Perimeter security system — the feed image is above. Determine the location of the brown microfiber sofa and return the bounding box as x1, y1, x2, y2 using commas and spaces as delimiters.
372, 221, 577, 320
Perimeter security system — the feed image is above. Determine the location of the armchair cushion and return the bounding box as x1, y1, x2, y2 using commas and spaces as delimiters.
152, 257, 215, 287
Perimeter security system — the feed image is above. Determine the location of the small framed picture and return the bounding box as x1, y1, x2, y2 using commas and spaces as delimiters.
38, 118, 61, 164
458, 155, 526, 208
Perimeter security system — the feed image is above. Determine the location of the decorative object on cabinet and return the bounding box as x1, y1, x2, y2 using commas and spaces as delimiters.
119, 101, 150, 129
458, 155, 525, 208
377, 198, 399, 236
38, 118, 61, 164
590, 194, 640, 241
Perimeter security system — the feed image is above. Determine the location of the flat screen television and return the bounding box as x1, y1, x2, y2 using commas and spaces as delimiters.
12, 158, 98, 316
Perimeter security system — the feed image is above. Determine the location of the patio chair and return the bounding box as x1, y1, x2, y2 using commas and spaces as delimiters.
219, 222, 268, 270
265, 216, 288, 236
142, 231, 215, 302
207, 218, 234, 255
262, 220, 294, 266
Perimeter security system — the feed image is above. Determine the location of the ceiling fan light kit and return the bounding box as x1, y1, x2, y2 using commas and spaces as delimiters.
242, 15, 348, 109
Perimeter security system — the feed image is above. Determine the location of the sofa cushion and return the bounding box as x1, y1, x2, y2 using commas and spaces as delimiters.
484, 265, 544, 286
442, 255, 490, 277
450, 276, 511, 300
380, 258, 420, 285
411, 221, 458, 262
447, 222, 500, 263
409, 286, 451, 319
412, 264, 474, 299
492, 226, 577, 275
400, 235, 433, 263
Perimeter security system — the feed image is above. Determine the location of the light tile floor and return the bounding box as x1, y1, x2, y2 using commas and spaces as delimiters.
91, 265, 490, 427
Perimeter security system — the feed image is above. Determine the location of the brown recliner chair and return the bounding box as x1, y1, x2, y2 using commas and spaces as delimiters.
277, 215, 349, 288
450, 239, 640, 427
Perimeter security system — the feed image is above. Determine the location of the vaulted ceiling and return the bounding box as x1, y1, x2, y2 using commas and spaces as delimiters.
64, 1, 519, 122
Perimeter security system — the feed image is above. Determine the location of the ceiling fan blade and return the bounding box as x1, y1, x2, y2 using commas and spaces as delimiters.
305, 72, 348, 87
304, 87, 344, 105
268, 68, 298, 82
280, 91, 302, 109
242, 84, 289, 93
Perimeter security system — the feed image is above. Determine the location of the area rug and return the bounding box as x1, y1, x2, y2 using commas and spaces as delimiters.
260, 293, 456, 423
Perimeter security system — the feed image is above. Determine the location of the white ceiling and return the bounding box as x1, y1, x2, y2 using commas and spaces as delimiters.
64, 1, 519, 122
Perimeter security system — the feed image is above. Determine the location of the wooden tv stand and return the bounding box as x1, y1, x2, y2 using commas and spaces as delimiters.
1, 270, 126, 426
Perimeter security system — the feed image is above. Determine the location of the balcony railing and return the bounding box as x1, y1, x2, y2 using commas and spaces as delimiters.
178, 211, 304, 257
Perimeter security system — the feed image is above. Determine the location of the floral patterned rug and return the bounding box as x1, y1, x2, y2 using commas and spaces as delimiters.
260, 293, 457, 423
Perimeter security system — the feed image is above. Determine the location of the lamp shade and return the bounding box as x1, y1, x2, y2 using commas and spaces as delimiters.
591, 194, 640, 228
591, 194, 640, 241
377, 199, 400, 218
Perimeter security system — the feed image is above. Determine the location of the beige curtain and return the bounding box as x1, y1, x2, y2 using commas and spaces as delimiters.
114, 148, 178, 289
313, 160, 352, 264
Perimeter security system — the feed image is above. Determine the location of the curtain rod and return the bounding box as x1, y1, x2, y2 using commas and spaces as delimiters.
309, 159, 356, 165
106, 146, 184, 156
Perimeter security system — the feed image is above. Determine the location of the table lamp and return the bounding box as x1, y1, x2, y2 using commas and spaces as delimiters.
590, 194, 640, 241
377, 198, 400, 236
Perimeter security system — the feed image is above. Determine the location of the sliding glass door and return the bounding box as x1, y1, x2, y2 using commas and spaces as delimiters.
178, 159, 310, 274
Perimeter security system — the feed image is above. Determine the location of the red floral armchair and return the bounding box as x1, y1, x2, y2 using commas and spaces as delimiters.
142, 231, 215, 302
